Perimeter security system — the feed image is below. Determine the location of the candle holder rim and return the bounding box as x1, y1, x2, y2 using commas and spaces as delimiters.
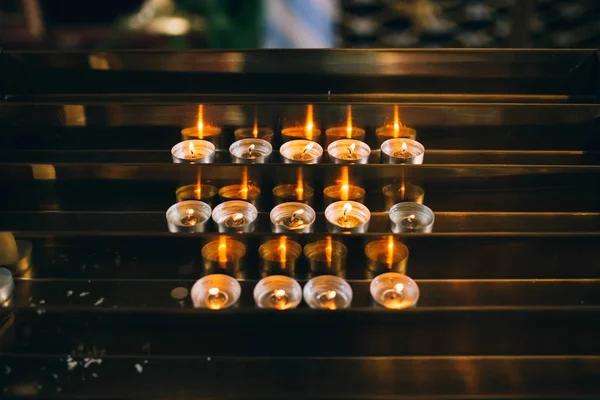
270, 202, 316, 224
253, 275, 302, 310
229, 138, 273, 152
191, 274, 241, 309
303, 275, 353, 309
364, 239, 409, 261
389, 202, 435, 222
212, 200, 259, 224
381, 138, 424, 154
325, 126, 367, 135
166, 200, 212, 226
369, 272, 420, 309
259, 239, 303, 261
327, 139, 371, 156
171, 139, 216, 159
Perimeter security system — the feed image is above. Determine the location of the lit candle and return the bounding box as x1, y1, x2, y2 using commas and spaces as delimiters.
171, 140, 216, 164
325, 105, 366, 145
280, 140, 323, 164
218, 181, 261, 206
327, 139, 371, 164
281, 104, 322, 143
304, 239, 348, 277
253, 275, 302, 310
370, 272, 420, 310
191, 274, 241, 310
388, 202, 435, 233
365, 238, 409, 274
325, 201, 371, 233
270, 202, 316, 233
201, 238, 246, 276
259, 238, 302, 276
380, 138, 425, 164
375, 105, 417, 145
230, 138, 273, 164
212, 201, 258, 233
303, 275, 353, 310
166, 200, 212, 233
181, 105, 223, 145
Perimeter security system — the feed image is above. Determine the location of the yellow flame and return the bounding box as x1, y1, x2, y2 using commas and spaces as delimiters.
399, 182, 406, 200
346, 105, 353, 138
218, 236, 228, 266
395, 283, 404, 294
340, 166, 349, 201
303, 142, 314, 153
342, 202, 353, 216
296, 168, 304, 200
239, 167, 249, 200
279, 236, 287, 264
196, 105, 204, 139
188, 141, 195, 156
305, 104, 314, 140
208, 287, 219, 296
252, 121, 258, 138
387, 236, 395, 267
401, 141, 407, 152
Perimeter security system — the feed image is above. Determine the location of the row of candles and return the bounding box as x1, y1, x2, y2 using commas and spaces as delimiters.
167, 200, 435, 234
172, 137, 424, 165
190, 236, 418, 310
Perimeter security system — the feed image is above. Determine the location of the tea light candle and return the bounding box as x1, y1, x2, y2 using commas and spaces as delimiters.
389, 202, 435, 233
212, 200, 258, 233
166, 200, 212, 233
273, 184, 315, 206
230, 138, 272, 164
259, 238, 302, 277
280, 140, 324, 164
270, 202, 316, 233
370, 272, 420, 310
382, 183, 425, 210
304, 239, 347, 277
180, 125, 222, 145
218, 184, 261, 206
325, 126, 366, 146
365, 238, 409, 274
323, 184, 366, 206
202, 237, 246, 276
0, 267, 14, 305
380, 138, 425, 164
176, 184, 218, 207
303, 275, 353, 310
171, 140, 216, 164
191, 274, 241, 310
254, 275, 302, 310
325, 201, 371, 233
327, 139, 371, 164
281, 126, 322, 143
234, 126, 275, 143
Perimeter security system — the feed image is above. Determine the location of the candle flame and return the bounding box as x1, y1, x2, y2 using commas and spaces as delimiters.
252, 121, 258, 138
325, 236, 332, 264
395, 283, 404, 294
292, 209, 304, 218
401, 142, 407, 152
348, 142, 356, 156
186, 208, 195, 216
327, 290, 337, 300
218, 236, 228, 265
274, 289, 286, 298
343, 202, 352, 222
296, 168, 304, 200
232, 213, 244, 222
189, 141, 195, 156
279, 236, 287, 264
196, 105, 204, 139
305, 104, 314, 140
387, 236, 395, 267
346, 105, 353, 138
302, 142, 314, 154
208, 287, 219, 296
248, 144, 255, 155
406, 214, 416, 223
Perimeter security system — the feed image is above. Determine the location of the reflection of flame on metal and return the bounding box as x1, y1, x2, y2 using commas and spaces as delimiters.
197, 105, 204, 138
296, 168, 304, 200
325, 236, 333, 264
393, 105, 401, 135
218, 236, 228, 266
346, 105, 353, 138
279, 236, 287, 265
252, 121, 258, 138
239, 167, 249, 200
387, 236, 395, 267
340, 166, 349, 200
399, 182, 406, 200
305, 104, 314, 140
195, 170, 202, 199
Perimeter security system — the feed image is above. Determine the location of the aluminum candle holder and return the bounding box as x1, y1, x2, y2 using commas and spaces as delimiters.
234, 127, 274, 143
202, 238, 246, 276
254, 275, 302, 310
327, 139, 371, 164
304, 275, 353, 310
171, 140, 216, 164
191, 274, 241, 310
229, 138, 272, 164
323, 184, 365, 206
325, 201, 371, 233
280, 140, 323, 164
273, 184, 315, 206
281, 126, 322, 143
365, 238, 409, 274
304, 239, 347, 277
382, 183, 425, 209
181, 125, 222, 145
389, 202, 435, 233
176, 184, 218, 207
380, 138, 425, 164
259, 238, 302, 277
212, 201, 258, 233
166, 200, 212, 233
376, 125, 417, 145
0, 267, 14, 305
325, 126, 366, 146
218, 184, 261, 206
270, 202, 316, 233
370, 272, 420, 310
